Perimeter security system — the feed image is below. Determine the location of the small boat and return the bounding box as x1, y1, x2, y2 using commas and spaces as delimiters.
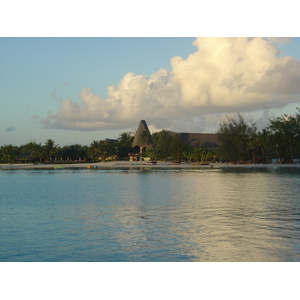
87, 165, 98, 169
192, 162, 210, 165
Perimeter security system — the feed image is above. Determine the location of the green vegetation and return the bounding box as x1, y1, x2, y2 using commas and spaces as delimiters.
1, 109, 299, 164
217, 108, 300, 163
0, 144, 19, 164
0, 131, 134, 164
147, 130, 182, 160
217, 113, 257, 162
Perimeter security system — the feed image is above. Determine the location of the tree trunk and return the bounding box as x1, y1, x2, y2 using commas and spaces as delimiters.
275, 147, 282, 163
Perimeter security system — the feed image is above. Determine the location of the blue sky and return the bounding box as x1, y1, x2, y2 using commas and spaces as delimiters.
0, 37, 300, 146
1, 37, 300, 147
0, 37, 196, 146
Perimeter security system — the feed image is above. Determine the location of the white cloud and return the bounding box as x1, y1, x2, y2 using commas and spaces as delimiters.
266, 37, 290, 45
42, 37, 300, 133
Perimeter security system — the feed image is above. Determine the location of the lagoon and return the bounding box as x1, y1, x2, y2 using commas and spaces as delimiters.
1, 167, 300, 261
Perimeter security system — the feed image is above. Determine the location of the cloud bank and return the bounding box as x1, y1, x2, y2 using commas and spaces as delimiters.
42, 37, 300, 132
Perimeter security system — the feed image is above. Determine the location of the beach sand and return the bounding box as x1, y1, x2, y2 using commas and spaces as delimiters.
1, 161, 300, 170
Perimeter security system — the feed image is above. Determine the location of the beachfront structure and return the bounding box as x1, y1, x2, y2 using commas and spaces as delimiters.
132, 120, 153, 154
129, 120, 219, 161
17, 150, 35, 163
132, 120, 219, 149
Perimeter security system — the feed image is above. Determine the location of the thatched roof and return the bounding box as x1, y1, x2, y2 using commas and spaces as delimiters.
131, 120, 219, 150
132, 120, 153, 148
18, 151, 34, 159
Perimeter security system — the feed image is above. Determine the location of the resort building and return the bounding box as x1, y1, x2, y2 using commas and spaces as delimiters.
129, 120, 219, 161
130, 120, 153, 159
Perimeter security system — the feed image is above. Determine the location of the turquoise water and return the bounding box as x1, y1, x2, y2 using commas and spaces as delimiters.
1, 167, 300, 261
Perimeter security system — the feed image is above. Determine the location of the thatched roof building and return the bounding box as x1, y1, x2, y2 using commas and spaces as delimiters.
132, 120, 219, 152
129, 120, 219, 161
17, 151, 34, 163
132, 120, 153, 153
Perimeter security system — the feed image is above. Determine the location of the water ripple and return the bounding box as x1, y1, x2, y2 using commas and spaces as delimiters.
1, 168, 300, 261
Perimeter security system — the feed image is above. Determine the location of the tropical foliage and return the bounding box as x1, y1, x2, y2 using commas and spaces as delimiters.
267, 109, 300, 163
0, 144, 19, 164
217, 113, 257, 162
217, 109, 300, 163
117, 132, 134, 159
143, 130, 189, 161
1, 109, 300, 164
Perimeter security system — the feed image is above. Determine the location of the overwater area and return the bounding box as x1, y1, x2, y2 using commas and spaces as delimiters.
1, 167, 300, 262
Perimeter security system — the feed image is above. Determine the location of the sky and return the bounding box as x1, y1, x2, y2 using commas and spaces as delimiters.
1, 36, 300, 147
1, 1, 300, 148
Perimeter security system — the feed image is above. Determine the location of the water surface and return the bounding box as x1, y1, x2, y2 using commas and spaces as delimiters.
1, 167, 300, 261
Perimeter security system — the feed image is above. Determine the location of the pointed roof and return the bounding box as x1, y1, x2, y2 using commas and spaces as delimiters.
132, 120, 153, 148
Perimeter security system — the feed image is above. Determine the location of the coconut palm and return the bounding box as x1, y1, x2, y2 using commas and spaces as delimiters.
88, 140, 101, 161
98, 140, 114, 162
118, 132, 134, 159
190, 147, 203, 162
43, 139, 59, 162
209, 147, 219, 163
0, 144, 19, 164
118, 132, 134, 146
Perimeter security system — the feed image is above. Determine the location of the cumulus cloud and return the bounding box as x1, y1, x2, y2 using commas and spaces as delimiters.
266, 37, 290, 45
42, 37, 300, 133
5, 127, 16, 132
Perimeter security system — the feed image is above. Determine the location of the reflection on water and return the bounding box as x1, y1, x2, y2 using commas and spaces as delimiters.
0, 167, 300, 261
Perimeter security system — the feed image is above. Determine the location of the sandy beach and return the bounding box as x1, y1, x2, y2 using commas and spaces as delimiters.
1, 161, 300, 170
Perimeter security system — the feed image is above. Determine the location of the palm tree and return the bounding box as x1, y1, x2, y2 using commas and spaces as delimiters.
181, 151, 190, 162
144, 147, 158, 161
118, 132, 134, 159
20, 141, 44, 163
118, 132, 134, 146
209, 148, 219, 163
88, 140, 101, 161
247, 140, 256, 164
200, 148, 211, 162
43, 139, 58, 162
33, 143, 44, 163
190, 147, 203, 162
152, 130, 171, 160
0, 144, 19, 164
98, 140, 113, 162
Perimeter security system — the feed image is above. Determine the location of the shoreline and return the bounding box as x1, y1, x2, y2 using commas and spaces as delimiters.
1, 161, 300, 170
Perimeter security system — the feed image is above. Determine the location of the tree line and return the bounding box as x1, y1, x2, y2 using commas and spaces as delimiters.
141, 130, 218, 162
217, 108, 300, 164
1, 108, 300, 164
0, 132, 134, 164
